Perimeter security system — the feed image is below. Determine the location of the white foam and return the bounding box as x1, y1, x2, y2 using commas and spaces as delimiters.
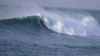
42, 9, 100, 36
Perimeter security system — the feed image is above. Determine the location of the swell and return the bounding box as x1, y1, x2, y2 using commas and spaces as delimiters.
1, 16, 100, 47
0, 16, 47, 29
0, 16, 54, 37
0, 15, 99, 37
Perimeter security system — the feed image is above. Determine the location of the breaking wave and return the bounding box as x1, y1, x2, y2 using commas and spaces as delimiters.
40, 9, 100, 37
1, 0, 100, 37
0, 10, 100, 37
0, 12, 100, 47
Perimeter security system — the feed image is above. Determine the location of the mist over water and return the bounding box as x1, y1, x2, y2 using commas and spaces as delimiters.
41, 9, 100, 36
0, 0, 46, 19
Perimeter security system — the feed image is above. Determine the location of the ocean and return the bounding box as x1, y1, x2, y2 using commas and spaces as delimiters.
0, 7, 100, 56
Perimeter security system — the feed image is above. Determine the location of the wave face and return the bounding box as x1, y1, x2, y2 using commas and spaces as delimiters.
0, 16, 42, 28
0, 16, 49, 36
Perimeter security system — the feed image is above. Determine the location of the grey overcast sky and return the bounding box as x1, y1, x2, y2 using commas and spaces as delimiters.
0, 0, 100, 10
0, 0, 100, 19
33, 0, 100, 10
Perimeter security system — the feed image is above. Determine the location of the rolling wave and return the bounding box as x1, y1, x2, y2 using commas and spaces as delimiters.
0, 10, 100, 37
0, 16, 42, 27
0, 12, 100, 47
0, 0, 100, 37
0, 16, 53, 36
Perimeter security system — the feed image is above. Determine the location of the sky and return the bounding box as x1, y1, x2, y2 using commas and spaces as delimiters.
0, 0, 100, 10
0, 0, 100, 19
0, 0, 45, 19
33, 0, 100, 10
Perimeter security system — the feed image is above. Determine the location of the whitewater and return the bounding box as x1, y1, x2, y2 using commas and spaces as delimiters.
0, 0, 100, 56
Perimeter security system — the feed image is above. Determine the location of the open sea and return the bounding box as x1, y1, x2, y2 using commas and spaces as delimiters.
0, 6, 100, 56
